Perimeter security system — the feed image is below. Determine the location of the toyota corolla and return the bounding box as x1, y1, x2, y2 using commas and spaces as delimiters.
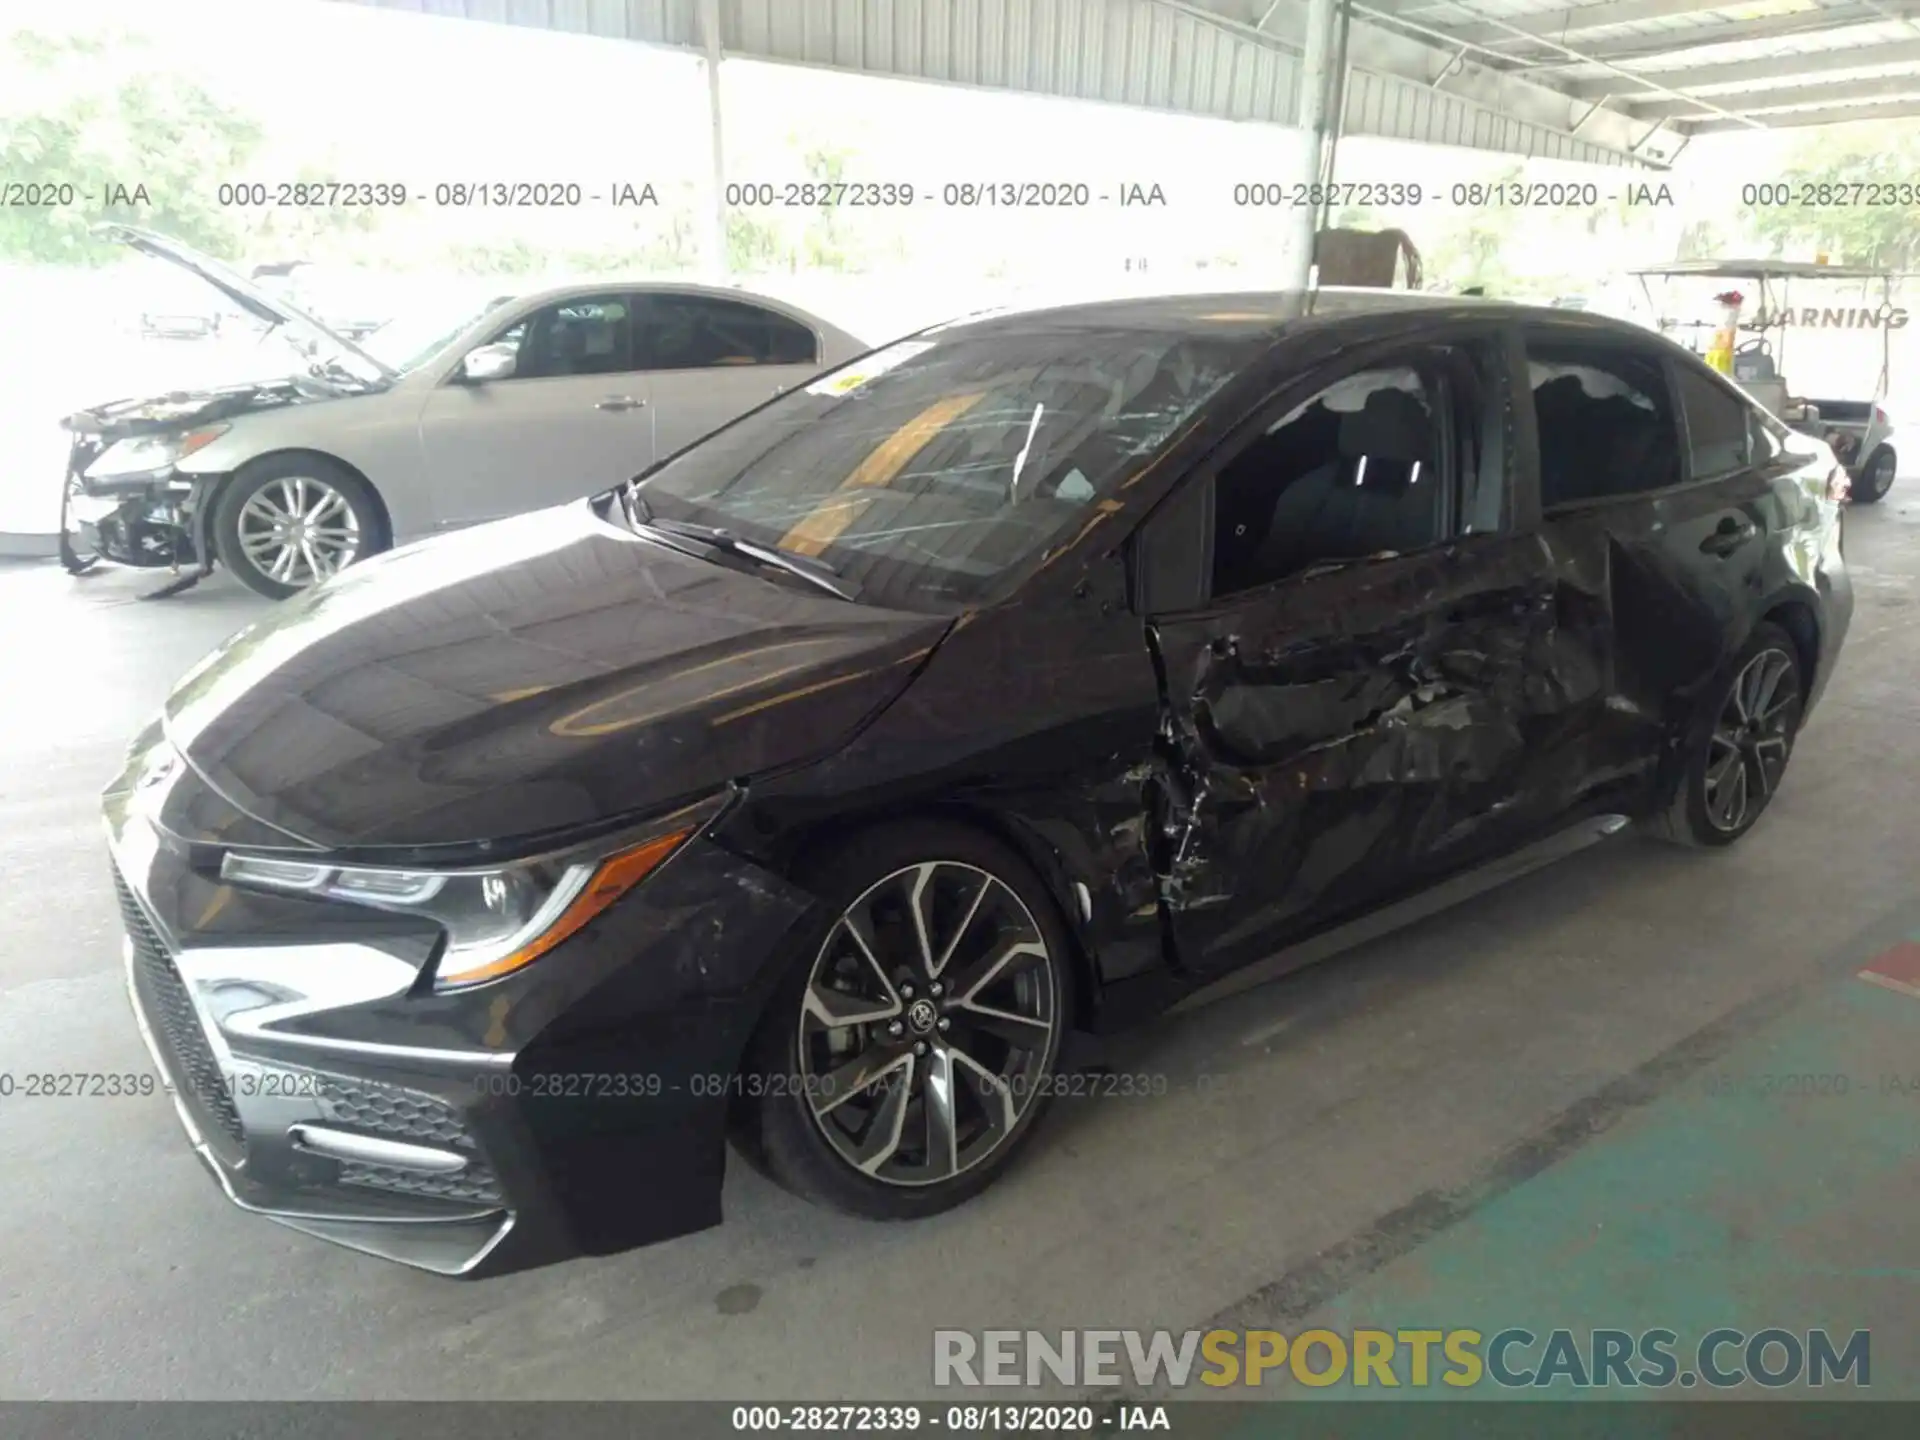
106, 291, 1852, 1275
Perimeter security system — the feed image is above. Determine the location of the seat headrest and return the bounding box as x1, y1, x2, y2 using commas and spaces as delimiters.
1337, 387, 1432, 465
1534, 374, 1586, 408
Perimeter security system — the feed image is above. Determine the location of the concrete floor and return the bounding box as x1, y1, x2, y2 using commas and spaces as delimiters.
0, 494, 1916, 1401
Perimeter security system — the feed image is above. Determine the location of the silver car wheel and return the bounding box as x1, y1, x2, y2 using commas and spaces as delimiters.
796, 861, 1060, 1188
235, 475, 362, 588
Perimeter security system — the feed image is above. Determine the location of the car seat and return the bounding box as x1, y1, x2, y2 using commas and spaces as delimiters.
1254, 387, 1436, 578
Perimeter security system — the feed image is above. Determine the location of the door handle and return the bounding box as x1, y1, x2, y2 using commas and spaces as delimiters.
1699, 514, 1758, 557
595, 396, 646, 412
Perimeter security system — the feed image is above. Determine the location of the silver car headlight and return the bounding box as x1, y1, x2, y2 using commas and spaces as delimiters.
218, 796, 723, 990
86, 424, 230, 480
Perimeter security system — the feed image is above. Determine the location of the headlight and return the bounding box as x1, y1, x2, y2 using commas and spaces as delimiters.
218, 797, 723, 989
86, 424, 230, 480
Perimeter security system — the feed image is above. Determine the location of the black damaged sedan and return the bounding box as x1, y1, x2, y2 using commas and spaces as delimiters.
107, 291, 1853, 1275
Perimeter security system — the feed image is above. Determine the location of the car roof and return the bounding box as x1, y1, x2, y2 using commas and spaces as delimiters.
512, 278, 828, 308
913, 287, 1633, 343
499, 277, 867, 338
482, 281, 1657, 354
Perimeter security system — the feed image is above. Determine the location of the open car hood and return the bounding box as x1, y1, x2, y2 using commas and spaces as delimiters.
97, 223, 398, 383
62, 381, 323, 441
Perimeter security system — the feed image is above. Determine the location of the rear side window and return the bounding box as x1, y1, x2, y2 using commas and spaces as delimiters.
1674, 364, 1752, 479
1524, 341, 1680, 507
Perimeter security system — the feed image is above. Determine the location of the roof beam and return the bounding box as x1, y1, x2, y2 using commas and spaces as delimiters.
1683, 97, 1920, 132
1364, 0, 1742, 49
1173, 0, 1680, 153
1629, 73, 1920, 120
1350, 0, 1764, 129
1566, 37, 1920, 96
1508, 5, 1916, 69
326, 0, 1665, 164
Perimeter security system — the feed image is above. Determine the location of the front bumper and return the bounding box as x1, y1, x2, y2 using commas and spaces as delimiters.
64, 429, 208, 569
107, 749, 821, 1276
115, 862, 522, 1273
76, 466, 189, 499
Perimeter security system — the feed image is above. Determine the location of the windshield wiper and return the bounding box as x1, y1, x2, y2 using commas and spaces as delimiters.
622, 489, 859, 601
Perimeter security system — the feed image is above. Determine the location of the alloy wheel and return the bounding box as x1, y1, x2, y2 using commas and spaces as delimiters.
1702, 647, 1799, 834
796, 861, 1060, 1187
235, 476, 361, 588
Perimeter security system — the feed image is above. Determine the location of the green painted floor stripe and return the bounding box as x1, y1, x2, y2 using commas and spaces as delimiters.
1211, 972, 1920, 1426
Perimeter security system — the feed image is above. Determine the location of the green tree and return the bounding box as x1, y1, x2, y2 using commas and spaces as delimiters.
0, 28, 264, 263
798, 142, 859, 272
1418, 163, 1527, 294
620, 181, 718, 273
1742, 122, 1920, 269
240, 161, 385, 260
441, 238, 549, 276
726, 210, 783, 272
1675, 217, 1728, 261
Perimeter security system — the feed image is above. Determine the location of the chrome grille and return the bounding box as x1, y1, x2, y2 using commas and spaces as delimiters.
115, 865, 245, 1149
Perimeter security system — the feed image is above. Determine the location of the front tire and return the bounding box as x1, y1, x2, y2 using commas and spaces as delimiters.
737, 821, 1075, 1221
1651, 622, 1804, 848
1852, 445, 1896, 504
213, 455, 384, 600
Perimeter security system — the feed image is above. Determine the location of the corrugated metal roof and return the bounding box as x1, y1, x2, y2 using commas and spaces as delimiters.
334, 0, 1659, 161
335, 0, 1917, 147
1358, 0, 1920, 127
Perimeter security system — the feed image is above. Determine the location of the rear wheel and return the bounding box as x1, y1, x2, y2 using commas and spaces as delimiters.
1651, 622, 1804, 848
737, 822, 1073, 1220
213, 455, 384, 599
1852, 445, 1896, 504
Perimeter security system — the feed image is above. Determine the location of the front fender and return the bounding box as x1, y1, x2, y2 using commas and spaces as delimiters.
175, 398, 431, 541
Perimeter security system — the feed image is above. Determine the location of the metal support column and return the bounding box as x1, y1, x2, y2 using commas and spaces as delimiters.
1287, 0, 1340, 291
700, 0, 728, 279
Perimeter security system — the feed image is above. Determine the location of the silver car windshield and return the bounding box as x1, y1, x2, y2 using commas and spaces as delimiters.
634, 326, 1252, 613
362, 296, 516, 375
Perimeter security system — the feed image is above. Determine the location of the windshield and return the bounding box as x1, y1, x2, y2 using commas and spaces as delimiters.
633, 325, 1248, 613
361, 295, 516, 374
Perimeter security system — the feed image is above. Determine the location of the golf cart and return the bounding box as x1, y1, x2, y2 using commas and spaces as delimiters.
1631, 259, 1903, 503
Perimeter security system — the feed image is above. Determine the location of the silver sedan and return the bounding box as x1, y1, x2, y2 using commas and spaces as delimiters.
78, 227, 871, 598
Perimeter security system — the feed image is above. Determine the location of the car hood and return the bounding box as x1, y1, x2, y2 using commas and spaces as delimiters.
158, 502, 952, 853
63, 378, 346, 441
98, 223, 397, 383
